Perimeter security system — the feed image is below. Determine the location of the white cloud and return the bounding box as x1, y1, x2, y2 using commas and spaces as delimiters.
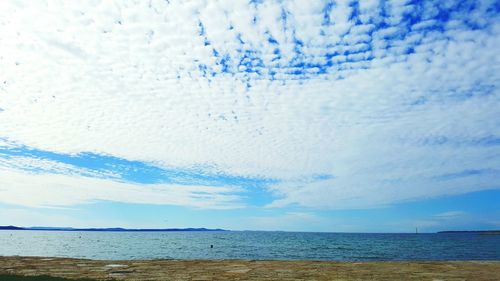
0, 168, 244, 209
0, 0, 499, 210
433, 211, 466, 219
0, 155, 119, 179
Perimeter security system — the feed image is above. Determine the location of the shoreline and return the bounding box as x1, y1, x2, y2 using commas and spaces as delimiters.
1, 256, 499, 280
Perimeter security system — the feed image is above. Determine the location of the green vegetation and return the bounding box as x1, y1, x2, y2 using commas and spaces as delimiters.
0, 274, 97, 281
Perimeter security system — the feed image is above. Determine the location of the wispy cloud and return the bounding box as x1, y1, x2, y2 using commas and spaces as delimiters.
0, 167, 244, 209
433, 211, 466, 219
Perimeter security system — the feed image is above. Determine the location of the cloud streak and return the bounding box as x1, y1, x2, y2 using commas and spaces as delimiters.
0, 167, 244, 209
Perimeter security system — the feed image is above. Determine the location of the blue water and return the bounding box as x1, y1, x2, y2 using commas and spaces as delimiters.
1, 231, 499, 261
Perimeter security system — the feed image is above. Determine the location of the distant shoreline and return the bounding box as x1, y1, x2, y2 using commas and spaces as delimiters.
0, 225, 226, 232
2, 225, 500, 233
437, 230, 500, 235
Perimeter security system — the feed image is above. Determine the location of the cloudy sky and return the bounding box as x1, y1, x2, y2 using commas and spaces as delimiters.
0, 0, 499, 232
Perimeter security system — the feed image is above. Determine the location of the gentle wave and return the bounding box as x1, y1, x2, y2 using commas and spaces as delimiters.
1, 230, 499, 261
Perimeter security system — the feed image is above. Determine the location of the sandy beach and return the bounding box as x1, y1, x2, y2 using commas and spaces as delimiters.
1, 256, 499, 280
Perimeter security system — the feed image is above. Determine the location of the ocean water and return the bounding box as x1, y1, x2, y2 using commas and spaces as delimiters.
1, 230, 500, 261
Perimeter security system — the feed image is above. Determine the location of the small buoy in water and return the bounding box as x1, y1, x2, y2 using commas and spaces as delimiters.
210, 245, 213, 248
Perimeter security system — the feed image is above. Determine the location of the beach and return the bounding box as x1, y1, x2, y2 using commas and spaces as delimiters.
1, 256, 499, 280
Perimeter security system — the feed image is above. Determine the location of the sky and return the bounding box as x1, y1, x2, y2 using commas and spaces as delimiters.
0, 0, 499, 232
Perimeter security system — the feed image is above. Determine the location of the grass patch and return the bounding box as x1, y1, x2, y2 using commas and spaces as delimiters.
0, 274, 98, 281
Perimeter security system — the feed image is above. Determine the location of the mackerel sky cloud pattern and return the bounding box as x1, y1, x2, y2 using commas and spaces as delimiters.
0, 0, 499, 218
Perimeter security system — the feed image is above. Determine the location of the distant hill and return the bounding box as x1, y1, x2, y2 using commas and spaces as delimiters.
0, 225, 24, 230
0, 225, 226, 232
438, 230, 500, 235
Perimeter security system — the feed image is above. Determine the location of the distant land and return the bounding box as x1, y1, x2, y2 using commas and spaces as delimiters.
438, 230, 500, 235
2, 226, 499, 234
0, 225, 226, 232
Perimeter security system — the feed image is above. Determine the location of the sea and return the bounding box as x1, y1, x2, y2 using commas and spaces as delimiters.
1, 230, 499, 261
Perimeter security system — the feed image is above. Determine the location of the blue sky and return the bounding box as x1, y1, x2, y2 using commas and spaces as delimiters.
0, 0, 499, 232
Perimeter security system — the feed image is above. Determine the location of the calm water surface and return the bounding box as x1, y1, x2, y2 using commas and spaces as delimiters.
1, 231, 499, 261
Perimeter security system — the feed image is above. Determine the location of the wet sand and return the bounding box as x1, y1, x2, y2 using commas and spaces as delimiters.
1, 256, 499, 280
